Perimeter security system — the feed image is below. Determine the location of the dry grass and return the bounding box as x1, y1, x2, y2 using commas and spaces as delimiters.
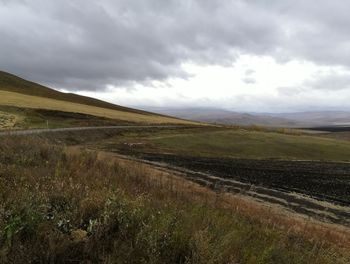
0, 111, 18, 129
95, 150, 350, 250
0, 137, 349, 263
0, 90, 196, 125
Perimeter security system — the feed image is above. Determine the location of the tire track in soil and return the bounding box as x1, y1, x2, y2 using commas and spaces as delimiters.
115, 151, 350, 227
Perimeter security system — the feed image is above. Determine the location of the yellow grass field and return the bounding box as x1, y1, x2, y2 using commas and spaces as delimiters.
0, 90, 195, 125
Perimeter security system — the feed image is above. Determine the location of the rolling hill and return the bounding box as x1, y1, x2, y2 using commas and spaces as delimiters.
0, 71, 195, 129
145, 107, 299, 127
267, 111, 350, 126
146, 107, 350, 127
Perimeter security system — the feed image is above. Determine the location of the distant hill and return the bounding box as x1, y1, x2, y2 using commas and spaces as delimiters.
0, 71, 194, 126
266, 111, 350, 126
145, 107, 350, 127
145, 107, 298, 127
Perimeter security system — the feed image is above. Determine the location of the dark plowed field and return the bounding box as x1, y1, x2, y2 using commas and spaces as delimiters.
307, 126, 350, 132
128, 152, 350, 206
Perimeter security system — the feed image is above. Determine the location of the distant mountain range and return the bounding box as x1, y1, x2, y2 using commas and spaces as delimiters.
143, 107, 350, 127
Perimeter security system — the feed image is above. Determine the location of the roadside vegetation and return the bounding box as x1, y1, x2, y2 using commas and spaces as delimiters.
0, 136, 349, 263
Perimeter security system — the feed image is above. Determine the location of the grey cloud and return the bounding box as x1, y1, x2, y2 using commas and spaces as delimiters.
1, 0, 350, 92
242, 77, 256, 84
305, 73, 350, 91
243, 69, 256, 83
245, 69, 255, 76
277, 86, 306, 96
277, 72, 350, 98
259, 1, 350, 67
0, 0, 282, 91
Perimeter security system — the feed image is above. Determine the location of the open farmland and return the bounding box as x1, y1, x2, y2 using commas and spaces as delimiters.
2, 136, 349, 263
122, 152, 350, 225
150, 129, 350, 160
127, 153, 350, 205
100, 127, 350, 161
305, 126, 350, 142
87, 127, 350, 226
1, 115, 350, 262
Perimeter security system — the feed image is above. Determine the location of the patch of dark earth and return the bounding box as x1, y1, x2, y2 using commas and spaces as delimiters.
116, 150, 350, 226
305, 126, 350, 132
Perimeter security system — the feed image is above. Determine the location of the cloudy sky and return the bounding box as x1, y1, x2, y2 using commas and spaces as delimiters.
1, 0, 350, 112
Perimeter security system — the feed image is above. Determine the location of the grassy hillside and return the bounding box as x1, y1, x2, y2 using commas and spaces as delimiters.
1, 136, 348, 263
0, 71, 195, 127
0, 90, 194, 125
0, 105, 139, 129
0, 71, 154, 115
101, 127, 350, 161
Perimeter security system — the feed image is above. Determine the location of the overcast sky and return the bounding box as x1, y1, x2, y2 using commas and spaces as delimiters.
1, 0, 350, 112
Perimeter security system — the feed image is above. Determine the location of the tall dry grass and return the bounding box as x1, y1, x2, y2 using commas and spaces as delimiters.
0, 136, 349, 263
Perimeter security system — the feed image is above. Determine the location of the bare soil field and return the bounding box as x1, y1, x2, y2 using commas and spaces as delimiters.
307, 126, 350, 133
116, 151, 350, 226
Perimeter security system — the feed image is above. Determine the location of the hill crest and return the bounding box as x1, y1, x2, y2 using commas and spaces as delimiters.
0, 71, 155, 116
